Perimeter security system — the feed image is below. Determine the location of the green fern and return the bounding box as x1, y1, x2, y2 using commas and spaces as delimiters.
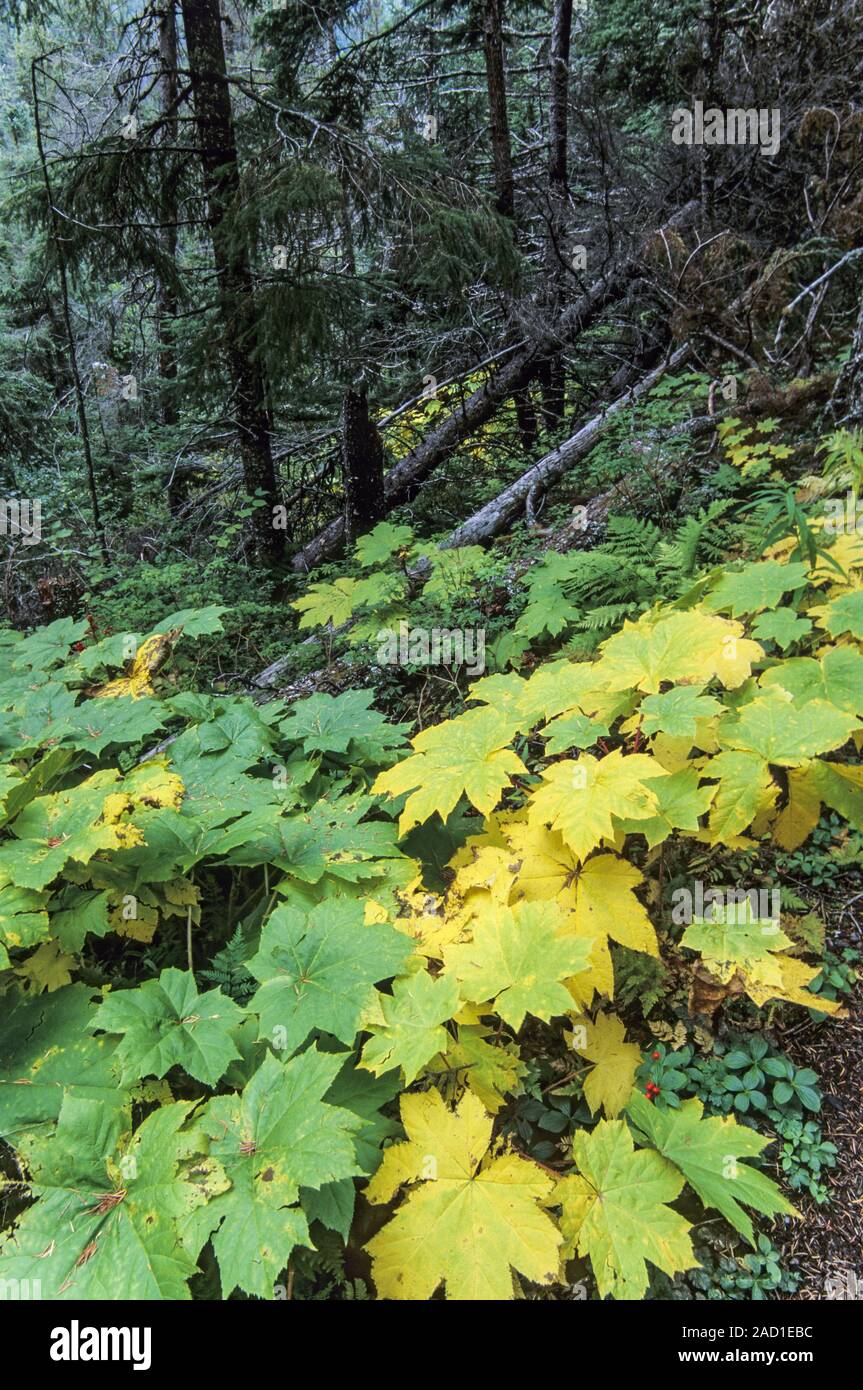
602, 515, 662, 561
199, 927, 256, 1003
574, 601, 638, 632
657, 499, 737, 579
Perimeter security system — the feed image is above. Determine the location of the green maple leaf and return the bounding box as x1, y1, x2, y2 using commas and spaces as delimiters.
50, 886, 112, 952
705, 749, 776, 840
760, 646, 863, 716
217, 799, 407, 887
816, 588, 863, 640
515, 554, 582, 639
0, 984, 125, 1151
445, 902, 591, 1029
556, 1117, 695, 1300
71, 631, 143, 679
681, 900, 791, 965
247, 898, 412, 1055
0, 746, 78, 827
321, 1055, 402, 1174
0, 881, 50, 963
91, 968, 245, 1087
717, 687, 860, 765
5, 682, 80, 754
59, 696, 168, 756
280, 688, 409, 757
193, 703, 275, 765
292, 577, 363, 630
751, 610, 811, 650
0, 769, 138, 890
627, 1092, 797, 1244
373, 707, 526, 833
186, 1048, 361, 1298
639, 685, 722, 738
9, 616, 89, 674
300, 1057, 403, 1240
360, 971, 460, 1083
0, 1097, 219, 1299
155, 605, 228, 638
704, 560, 809, 616
421, 545, 489, 601
616, 767, 715, 848
354, 521, 414, 567
542, 711, 610, 754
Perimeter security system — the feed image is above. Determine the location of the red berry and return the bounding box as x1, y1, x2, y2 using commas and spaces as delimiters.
652, 1051, 660, 1060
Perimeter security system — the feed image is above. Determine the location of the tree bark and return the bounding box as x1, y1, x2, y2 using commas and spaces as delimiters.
698, 0, 723, 230
514, 387, 539, 451
482, 0, 514, 217
157, 3, 184, 510
548, 0, 573, 196
31, 56, 108, 562
539, 0, 575, 431
343, 387, 386, 542
179, 0, 283, 559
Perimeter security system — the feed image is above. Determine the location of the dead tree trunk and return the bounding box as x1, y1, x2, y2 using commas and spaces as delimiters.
157, 3, 184, 511
292, 270, 625, 571
548, 0, 573, 197
290, 201, 698, 572
179, 0, 283, 560
698, 0, 723, 230
514, 388, 539, 451
478, 0, 532, 438
442, 346, 691, 548
482, 0, 514, 217
539, 0, 575, 430
343, 388, 386, 542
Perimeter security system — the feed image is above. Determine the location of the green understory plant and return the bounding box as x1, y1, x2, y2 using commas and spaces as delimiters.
637, 1035, 822, 1118
686, 1235, 801, 1301
772, 1116, 838, 1204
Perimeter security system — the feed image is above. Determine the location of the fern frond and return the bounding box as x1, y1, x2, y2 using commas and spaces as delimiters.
200, 927, 256, 1002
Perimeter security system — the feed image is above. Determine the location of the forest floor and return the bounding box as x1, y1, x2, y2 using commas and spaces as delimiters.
775, 908, 863, 1298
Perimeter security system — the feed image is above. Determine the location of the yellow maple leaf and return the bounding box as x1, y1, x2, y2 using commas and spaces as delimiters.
123, 757, 184, 811
772, 764, 823, 850
364, 899, 389, 924
741, 954, 844, 1015
14, 939, 75, 993
365, 1089, 561, 1300
372, 707, 526, 833
506, 827, 657, 1004
570, 1012, 641, 1118
528, 749, 666, 861
596, 609, 762, 694
91, 631, 179, 699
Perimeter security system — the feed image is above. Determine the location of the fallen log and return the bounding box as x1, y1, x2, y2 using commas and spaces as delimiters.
290, 273, 624, 572
442, 344, 691, 549
290, 201, 699, 573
